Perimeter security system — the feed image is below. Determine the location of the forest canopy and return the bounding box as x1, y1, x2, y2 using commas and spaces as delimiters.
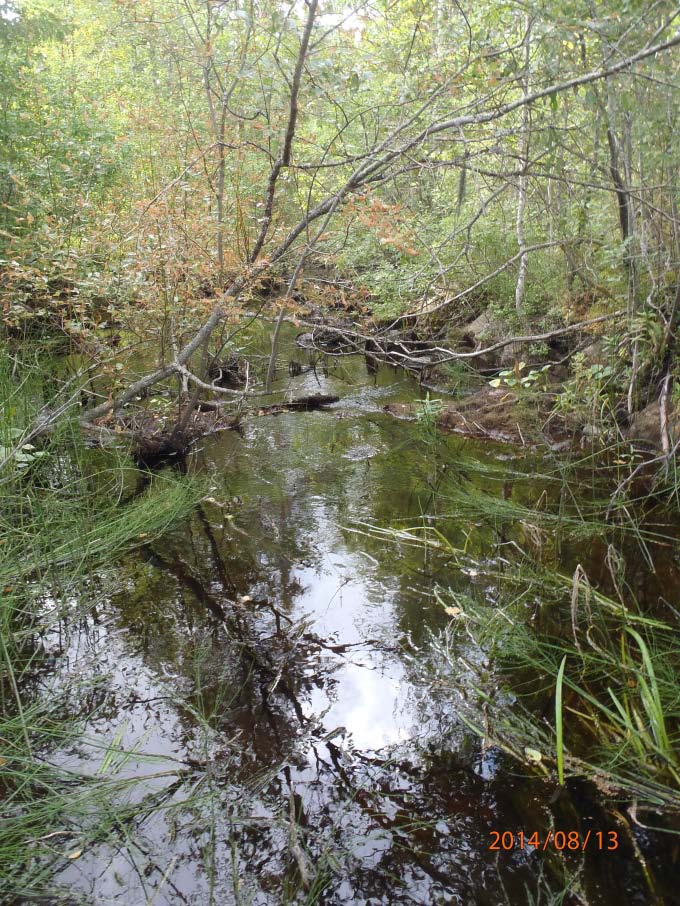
2, 1, 678, 386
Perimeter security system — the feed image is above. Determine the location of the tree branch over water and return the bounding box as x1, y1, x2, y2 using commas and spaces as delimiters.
20, 8, 678, 427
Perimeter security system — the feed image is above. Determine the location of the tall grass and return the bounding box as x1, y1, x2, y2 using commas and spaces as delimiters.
357, 433, 680, 814
0, 345, 202, 901
428, 578, 680, 810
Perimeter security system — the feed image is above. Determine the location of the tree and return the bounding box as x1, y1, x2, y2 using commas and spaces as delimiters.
2, 0, 679, 440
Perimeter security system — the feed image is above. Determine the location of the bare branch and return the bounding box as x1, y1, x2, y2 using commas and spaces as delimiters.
249, 0, 319, 263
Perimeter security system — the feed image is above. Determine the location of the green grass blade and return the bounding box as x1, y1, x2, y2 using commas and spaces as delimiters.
555, 655, 567, 786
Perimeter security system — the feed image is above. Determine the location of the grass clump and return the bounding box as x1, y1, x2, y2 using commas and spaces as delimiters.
358, 437, 680, 816
0, 346, 203, 901
430, 565, 680, 811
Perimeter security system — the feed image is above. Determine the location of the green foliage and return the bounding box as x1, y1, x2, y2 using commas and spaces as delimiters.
1, 0, 677, 385
555, 352, 619, 426
414, 391, 444, 434
490, 361, 551, 390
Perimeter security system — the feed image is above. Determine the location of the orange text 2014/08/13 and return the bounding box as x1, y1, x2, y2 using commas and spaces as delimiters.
488, 830, 619, 852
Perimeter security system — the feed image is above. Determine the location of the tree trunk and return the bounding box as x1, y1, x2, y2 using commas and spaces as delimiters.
515, 16, 532, 321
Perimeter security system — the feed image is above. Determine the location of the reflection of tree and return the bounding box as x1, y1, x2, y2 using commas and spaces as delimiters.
56, 403, 585, 902
72, 373, 568, 902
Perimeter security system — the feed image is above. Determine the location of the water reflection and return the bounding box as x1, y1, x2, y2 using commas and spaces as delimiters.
37, 325, 663, 904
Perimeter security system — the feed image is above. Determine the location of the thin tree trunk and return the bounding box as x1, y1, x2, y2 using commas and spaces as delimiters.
515, 16, 532, 320
216, 104, 226, 280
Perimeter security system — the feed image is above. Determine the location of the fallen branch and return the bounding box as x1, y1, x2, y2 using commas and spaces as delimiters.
292, 310, 625, 365
255, 393, 339, 414
430, 310, 626, 361
196, 393, 339, 414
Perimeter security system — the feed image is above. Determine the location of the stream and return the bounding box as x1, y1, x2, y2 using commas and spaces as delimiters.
32, 324, 679, 905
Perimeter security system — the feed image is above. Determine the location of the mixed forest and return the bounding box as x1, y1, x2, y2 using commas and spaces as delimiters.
2, 1, 680, 903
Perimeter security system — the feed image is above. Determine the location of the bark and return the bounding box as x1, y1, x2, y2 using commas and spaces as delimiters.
606, 125, 632, 246
515, 16, 532, 320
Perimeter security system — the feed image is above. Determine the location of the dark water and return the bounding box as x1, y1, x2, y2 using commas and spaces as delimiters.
34, 326, 679, 905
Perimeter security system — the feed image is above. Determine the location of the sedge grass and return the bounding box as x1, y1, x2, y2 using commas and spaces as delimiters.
0, 344, 204, 900
555, 655, 567, 786
364, 425, 680, 815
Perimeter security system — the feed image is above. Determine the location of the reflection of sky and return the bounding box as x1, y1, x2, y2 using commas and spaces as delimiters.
46, 611, 194, 780
293, 500, 414, 751
292, 501, 401, 628
312, 660, 411, 750
202, 361, 446, 757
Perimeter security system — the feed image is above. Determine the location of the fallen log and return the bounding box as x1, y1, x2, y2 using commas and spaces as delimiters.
255, 393, 339, 415
130, 394, 338, 467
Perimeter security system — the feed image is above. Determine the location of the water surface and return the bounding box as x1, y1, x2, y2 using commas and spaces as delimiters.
35, 326, 679, 904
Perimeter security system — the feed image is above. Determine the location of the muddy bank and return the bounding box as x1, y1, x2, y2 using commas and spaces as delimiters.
384, 386, 561, 446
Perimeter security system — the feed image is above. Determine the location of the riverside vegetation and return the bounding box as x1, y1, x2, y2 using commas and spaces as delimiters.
2, 1, 680, 903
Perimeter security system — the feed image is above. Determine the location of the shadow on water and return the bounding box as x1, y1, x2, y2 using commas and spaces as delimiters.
32, 324, 680, 904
